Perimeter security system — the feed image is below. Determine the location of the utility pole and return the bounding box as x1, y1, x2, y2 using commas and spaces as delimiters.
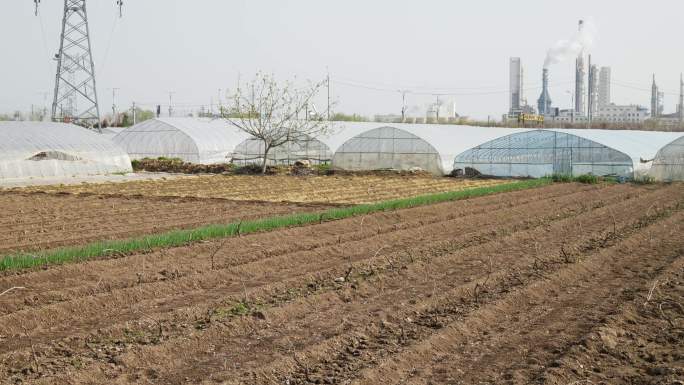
218, 88, 223, 116
111, 87, 120, 126
399, 90, 408, 123
132, 101, 137, 125
326, 67, 331, 121
168, 92, 175, 117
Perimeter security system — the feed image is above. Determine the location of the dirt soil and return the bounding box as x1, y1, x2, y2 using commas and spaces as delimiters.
9, 174, 509, 204
0, 192, 334, 254
0, 182, 683, 385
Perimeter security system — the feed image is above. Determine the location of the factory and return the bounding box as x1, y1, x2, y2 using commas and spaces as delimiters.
509, 19, 682, 129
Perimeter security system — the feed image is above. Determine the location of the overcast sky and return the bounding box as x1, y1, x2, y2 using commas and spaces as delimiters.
1, 0, 682, 120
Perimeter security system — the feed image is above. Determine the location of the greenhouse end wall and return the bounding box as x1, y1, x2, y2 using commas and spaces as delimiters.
650, 136, 684, 181
0, 122, 132, 180
332, 126, 444, 175
453, 130, 635, 178
232, 136, 333, 166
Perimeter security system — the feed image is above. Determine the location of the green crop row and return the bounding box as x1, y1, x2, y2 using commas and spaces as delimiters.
0, 178, 551, 272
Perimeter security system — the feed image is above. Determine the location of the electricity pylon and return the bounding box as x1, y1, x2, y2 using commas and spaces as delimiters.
34, 0, 123, 130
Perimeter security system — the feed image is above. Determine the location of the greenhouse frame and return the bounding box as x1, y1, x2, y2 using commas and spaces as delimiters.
650, 135, 684, 181
453, 129, 683, 178
329, 122, 530, 175
231, 134, 333, 166
113, 118, 249, 164
0, 121, 132, 180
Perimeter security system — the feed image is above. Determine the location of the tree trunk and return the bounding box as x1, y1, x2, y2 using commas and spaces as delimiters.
261, 145, 271, 174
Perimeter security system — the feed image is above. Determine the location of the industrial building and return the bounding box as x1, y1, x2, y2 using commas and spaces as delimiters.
598, 67, 612, 108
650, 135, 684, 181
510, 58, 523, 114
595, 104, 650, 124
537, 69, 553, 116
0, 121, 132, 180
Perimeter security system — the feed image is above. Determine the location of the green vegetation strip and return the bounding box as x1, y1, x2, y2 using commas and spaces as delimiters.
0, 179, 550, 271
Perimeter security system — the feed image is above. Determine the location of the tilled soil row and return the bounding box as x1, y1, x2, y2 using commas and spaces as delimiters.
0, 193, 334, 253
0, 183, 598, 312
26, 185, 684, 385
0, 183, 680, 380
3, 184, 612, 370
253, 190, 684, 385
0, 183, 637, 329
538, 257, 684, 385
348, 212, 684, 385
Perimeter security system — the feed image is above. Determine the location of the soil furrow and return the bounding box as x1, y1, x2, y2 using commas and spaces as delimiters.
1, 184, 680, 384
349, 213, 684, 385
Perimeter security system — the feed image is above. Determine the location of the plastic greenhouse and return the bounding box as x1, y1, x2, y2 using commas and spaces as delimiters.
232, 134, 333, 166
113, 118, 248, 164
453, 129, 683, 178
332, 126, 444, 175
329, 123, 530, 175
0, 121, 132, 180
650, 135, 684, 181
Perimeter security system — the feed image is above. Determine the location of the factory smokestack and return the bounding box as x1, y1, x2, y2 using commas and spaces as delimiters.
543, 19, 595, 69
537, 68, 552, 115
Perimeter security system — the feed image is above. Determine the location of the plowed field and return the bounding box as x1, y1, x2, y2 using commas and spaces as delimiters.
12, 175, 508, 204
0, 192, 333, 254
1, 182, 683, 385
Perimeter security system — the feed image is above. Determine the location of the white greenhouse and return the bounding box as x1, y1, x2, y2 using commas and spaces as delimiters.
113, 118, 249, 164
232, 134, 333, 166
452, 129, 683, 178
650, 135, 684, 181
0, 121, 132, 180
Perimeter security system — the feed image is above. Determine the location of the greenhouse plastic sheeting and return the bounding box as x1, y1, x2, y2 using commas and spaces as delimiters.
650, 135, 684, 181
327, 122, 531, 175
232, 134, 333, 166
0, 121, 132, 180
453, 129, 683, 178
113, 118, 249, 164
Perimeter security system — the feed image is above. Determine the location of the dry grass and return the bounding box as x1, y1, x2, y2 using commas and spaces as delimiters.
13, 175, 511, 204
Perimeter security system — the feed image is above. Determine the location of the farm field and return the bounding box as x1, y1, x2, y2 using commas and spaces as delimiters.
0, 192, 334, 254
11, 174, 510, 204
1, 182, 683, 384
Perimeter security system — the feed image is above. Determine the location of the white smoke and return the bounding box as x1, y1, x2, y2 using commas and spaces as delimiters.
543, 20, 596, 68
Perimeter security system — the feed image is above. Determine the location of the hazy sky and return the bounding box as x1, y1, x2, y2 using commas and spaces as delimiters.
1, 0, 683, 120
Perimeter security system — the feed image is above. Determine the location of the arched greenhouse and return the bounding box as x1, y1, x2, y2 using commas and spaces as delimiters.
113, 118, 248, 164
650, 135, 684, 181
453, 129, 682, 178
332, 126, 444, 175
453, 130, 633, 178
232, 135, 333, 166
0, 121, 132, 181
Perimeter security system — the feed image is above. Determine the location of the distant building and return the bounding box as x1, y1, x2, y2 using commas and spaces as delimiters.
588, 64, 600, 118
651, 75, 659, 118
596, 104, 649, 124
509, 57, 523, 114
575, 21, 586, 116
598, 67, 611, 108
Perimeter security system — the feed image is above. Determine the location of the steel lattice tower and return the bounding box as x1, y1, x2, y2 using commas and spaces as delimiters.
51, 0, 101, 129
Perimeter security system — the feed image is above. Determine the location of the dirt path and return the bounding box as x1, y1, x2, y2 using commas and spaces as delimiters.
0, 183, 681, 385
0, 192, 334, 253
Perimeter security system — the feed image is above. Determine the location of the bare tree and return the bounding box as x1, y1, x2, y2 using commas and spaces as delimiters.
223, 73, 333, 173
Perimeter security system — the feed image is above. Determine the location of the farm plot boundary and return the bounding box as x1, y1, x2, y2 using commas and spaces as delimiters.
0, 178, 550, 272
